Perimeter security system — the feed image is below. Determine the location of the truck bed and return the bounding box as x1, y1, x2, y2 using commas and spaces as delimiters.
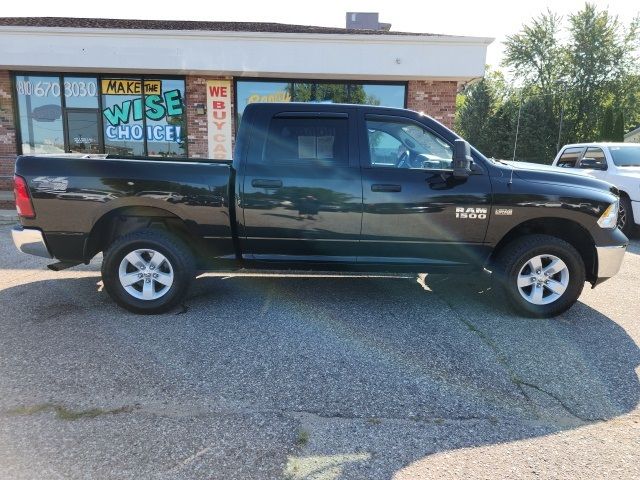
16, 155, 235, 262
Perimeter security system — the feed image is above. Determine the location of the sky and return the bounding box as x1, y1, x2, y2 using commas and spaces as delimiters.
2, 0, 637, 68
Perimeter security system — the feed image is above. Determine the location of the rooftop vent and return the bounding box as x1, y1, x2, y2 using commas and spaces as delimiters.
346, 12, 391, 31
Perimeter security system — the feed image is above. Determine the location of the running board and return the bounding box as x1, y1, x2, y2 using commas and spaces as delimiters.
47, 261, 80, 271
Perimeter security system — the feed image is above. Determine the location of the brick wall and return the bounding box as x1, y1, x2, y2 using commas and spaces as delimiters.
0, 70, 17, 209
406, 80, 458, 129
185, 75, 234, 158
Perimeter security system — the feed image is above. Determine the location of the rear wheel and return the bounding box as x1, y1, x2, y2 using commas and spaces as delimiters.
618, 195, 634, 237
102, 229, 195, 314
493, 234, 585, 318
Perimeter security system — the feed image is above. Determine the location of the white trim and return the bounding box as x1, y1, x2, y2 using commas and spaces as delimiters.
0, 26, 494, 45
0, 26, 492, 81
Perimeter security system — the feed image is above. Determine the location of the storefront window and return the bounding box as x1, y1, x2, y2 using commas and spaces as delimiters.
360, 84, 405, 108
236, 81, 292, 124
236, 80, 406, 119
101, 78, 146, 156
15, 75, 65, 154
101, 77, 186, 157
16, 74, 186, 157
145, 79, 186, 157
63, 76, 99, 108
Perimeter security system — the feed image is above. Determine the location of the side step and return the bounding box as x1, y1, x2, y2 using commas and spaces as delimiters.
47, 261, 80, 272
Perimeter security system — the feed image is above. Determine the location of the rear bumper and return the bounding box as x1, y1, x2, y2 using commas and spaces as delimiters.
595, 244, 626, 281
11, 226, 52, 258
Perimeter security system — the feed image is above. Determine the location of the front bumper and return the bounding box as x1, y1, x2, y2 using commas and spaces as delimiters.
595, 244, 626, 280
11, 226, 52, 258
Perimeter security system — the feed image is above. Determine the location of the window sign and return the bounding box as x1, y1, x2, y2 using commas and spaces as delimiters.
63, 76, 98, 108
236, 81, 292, 125
101, 79, 162, 95
102, 77, 186, 157
146, 79, 186, 157
15, 75, 65, 154
102, 78, 145, 156
206, 79, 232, 159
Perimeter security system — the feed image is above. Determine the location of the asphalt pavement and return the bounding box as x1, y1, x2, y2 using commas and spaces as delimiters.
0, 224, 638, 479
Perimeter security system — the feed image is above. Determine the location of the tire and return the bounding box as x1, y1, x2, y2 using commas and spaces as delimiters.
101, 229, 195, 314
493, 234, 585, 318
618, 195, 635, 238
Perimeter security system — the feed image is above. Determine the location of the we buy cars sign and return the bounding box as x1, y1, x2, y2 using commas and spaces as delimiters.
206, 80, 232, 159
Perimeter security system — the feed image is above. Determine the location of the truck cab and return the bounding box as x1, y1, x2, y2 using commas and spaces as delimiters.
235, 103, 491, 269
552, 142, 640, 236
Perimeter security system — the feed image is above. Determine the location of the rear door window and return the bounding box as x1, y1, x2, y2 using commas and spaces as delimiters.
556, 147, 585, 168
580, 147, 607, 168
262, 117, 348, 167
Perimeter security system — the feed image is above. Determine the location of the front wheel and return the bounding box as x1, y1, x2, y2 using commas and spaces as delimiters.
102, 229, 195, 314
618, 195, 635, 237
493, 234, 585, 318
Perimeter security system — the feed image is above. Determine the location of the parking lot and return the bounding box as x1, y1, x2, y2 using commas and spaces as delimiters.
0, 223, 638, 479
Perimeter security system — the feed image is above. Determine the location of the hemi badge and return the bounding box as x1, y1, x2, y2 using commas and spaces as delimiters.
495, 208, 513, 216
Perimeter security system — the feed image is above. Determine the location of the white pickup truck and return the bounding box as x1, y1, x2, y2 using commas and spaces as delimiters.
552, 143, 640, 236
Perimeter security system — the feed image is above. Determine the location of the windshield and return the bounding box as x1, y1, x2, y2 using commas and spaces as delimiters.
609, 145, 640, 166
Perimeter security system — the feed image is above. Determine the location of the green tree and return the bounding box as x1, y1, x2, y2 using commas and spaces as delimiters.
503, 10, 564, 94
600, 106, 614, 141
455, 79, 496, 154
566, 4, 639, 140
501, 9, 565, 161
459, 3, 640, 163
613, 111, 625, 141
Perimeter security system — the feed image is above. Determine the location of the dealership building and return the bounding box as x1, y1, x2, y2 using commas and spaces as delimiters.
0, 14, 491, 208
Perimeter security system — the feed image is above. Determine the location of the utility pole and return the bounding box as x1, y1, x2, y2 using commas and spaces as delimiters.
556, 83, 567, 152
512, 99, 523, 161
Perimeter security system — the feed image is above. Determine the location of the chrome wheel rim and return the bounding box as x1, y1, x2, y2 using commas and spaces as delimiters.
118, 249, 174, 300
517, 254, 569, 305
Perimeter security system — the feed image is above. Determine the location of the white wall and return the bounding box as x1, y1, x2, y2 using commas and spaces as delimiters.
0, 27, 492, 81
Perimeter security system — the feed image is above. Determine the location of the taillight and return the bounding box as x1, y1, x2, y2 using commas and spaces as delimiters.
14, 175, 35, 218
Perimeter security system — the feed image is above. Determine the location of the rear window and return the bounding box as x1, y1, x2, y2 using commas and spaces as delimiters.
262, 117, 348, 167
609, 145, 640, 167
556, 147, 584, 168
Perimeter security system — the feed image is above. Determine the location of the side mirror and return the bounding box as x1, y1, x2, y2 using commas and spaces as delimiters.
453, 139, 472, 179
578, 157, 607, 170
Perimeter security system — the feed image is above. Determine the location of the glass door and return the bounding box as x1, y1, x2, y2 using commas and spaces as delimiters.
65, 109, 102, 153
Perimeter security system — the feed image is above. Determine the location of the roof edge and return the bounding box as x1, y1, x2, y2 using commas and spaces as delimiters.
0, 24, 494, 45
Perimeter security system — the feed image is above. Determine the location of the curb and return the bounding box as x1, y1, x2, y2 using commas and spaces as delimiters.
0, 210, 17, 226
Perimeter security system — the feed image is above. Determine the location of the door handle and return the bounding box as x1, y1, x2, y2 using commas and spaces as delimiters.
252, 179, 283, 188
371, 184, 401, 192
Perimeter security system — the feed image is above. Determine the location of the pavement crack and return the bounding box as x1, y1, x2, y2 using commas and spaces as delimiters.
431, 289, 597, 425
516, 381, 604, 423
5, 403, 137, 421
287, 409, 502, 426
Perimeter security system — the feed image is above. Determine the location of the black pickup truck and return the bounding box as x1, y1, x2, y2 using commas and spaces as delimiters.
12, 103, 628, 317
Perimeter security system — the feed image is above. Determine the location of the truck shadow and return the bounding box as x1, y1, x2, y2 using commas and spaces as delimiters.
1, 273, 638, 479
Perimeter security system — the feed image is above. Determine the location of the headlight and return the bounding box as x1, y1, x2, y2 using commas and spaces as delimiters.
597, 200, 619, 229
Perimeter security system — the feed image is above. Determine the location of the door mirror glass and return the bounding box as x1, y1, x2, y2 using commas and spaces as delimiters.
578, 157, 607, 170
453, 139, 472, 178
